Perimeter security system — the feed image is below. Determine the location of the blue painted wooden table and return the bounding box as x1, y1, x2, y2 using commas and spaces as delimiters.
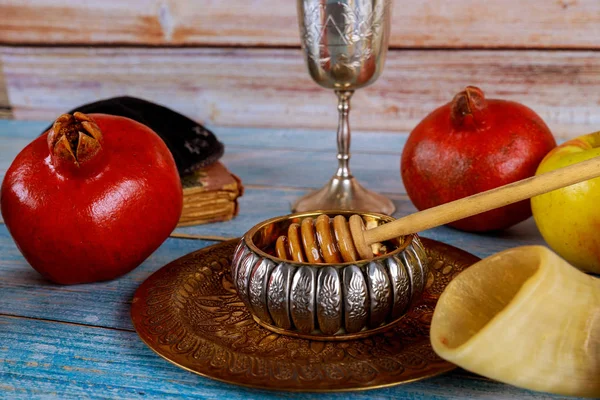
0, 120, 577, 399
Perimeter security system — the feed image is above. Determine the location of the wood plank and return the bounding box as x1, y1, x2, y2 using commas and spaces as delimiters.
0, 121, 406, 197
0, 122, 550, 333
0, 122, 556, 399
173, 187, 547, 258
216, 126, 407, 154
0, 124, 406, 194
0, 119, 47, 137
176, 188, 413, 239
2, 47, 599, 139
0, 57, 11, 118
0, 123, 565, 199
0, 121, 549, 332
223, 148, 405, 194
0, 135, 38, 179
0, 225, 217, 331
0, 193, 546, 333
1, 0, 599, 49
0, 316, 571, 399
0, 120, 408, 154
0, 122, 579, 399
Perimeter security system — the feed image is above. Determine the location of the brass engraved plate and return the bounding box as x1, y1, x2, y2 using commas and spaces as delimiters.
131, 238, 480, 392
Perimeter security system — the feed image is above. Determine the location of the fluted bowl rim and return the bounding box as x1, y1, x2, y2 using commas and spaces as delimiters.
243, 209, 415, 266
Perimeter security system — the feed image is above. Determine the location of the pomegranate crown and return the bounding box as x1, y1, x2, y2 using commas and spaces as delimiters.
47, 112, 103, 167
450, 86, 487, 127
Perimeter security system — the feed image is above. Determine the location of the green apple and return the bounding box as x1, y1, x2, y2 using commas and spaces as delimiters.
531, 132, 600, 274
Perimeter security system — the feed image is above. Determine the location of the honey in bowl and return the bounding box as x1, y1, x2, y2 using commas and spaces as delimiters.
262, 215, 401, 264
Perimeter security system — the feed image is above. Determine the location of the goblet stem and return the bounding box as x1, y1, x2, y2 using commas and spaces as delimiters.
290, 89, 395, 215
335, 90, 353, 179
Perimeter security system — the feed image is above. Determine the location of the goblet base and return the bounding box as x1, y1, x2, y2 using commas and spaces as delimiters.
291, 175, 395, 215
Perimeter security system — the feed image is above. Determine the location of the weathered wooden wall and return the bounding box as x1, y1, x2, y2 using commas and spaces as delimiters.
2, 0, 598, 48
0, 57, 10, 118
1, 0, 600, 139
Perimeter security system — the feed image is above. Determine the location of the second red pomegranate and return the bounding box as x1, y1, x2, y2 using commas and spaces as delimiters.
401, 86, 557, 232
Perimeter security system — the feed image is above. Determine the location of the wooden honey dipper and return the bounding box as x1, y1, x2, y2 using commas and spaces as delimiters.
276, 155, 600, 263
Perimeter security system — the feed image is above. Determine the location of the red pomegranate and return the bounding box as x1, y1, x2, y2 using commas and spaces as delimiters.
1, 112, 183, 284
401, 86, 556, 232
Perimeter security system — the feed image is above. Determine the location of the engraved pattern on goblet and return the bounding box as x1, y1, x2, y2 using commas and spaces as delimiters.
301, 0, 390, 72
298, 0, 391, 89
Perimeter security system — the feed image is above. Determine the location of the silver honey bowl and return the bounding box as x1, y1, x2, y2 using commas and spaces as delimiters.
231, 210, 429, 340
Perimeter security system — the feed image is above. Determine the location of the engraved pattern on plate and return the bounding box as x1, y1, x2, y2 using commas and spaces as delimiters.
290, 266, 316, 333
316, 267, 342, 335
267, 263, 295, 330
342, 265, 369, 333
131, 238, 481, 391
235, 252, 258, 310
366, 261, 392, 328
386, 255, 411, 320
248, 258, 275, 324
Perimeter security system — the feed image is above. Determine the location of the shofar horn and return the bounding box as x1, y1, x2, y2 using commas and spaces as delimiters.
430, 245, 600, 398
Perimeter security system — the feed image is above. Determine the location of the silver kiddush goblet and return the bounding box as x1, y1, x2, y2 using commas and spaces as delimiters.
293, 0, 395, 215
